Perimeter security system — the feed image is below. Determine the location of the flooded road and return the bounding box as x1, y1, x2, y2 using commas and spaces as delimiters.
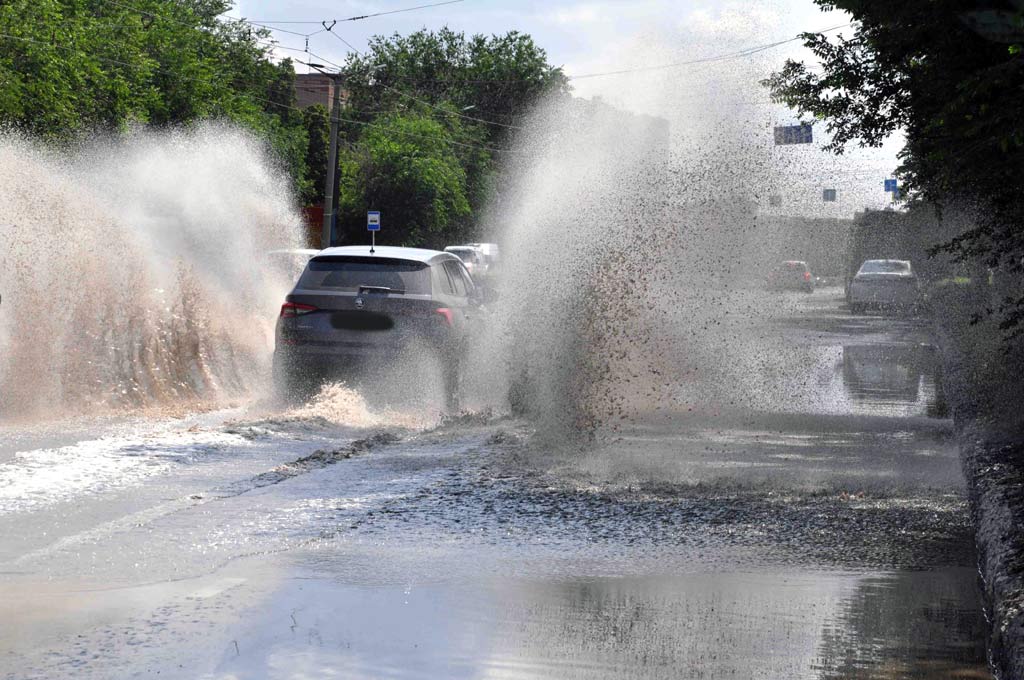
0, 288, 988, 679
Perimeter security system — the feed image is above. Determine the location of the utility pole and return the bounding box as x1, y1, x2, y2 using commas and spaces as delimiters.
321, 74, 343, 249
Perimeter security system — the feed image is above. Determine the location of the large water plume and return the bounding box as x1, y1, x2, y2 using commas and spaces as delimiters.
481, 51, 784, 442
0, 123, 303, 419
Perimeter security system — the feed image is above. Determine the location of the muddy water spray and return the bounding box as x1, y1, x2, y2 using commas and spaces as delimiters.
482, 52, 782, 442
0, 124, 303, 419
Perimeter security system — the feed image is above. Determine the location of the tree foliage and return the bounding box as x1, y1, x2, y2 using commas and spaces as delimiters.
763, 0, 1024, 335
0, 7, 568, 250
342, 28, 569, 144
0, 0, 310, 196
337, 114, 471, 247
329, 28, 569, 247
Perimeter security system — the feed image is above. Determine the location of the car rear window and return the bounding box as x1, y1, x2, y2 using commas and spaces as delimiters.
860, 260, 910, 273
297, 257, 431, 294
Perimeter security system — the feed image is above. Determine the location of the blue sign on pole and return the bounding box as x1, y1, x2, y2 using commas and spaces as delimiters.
367, 210, 381, 232
884, 179, 898, 192
773, 123, 813, 145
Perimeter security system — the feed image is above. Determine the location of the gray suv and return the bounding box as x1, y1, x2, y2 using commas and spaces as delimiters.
273, 246, 481, 407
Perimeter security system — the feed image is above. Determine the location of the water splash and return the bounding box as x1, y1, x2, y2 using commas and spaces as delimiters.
282, 383, 383, 428
0, 123, 303, 420
477, 31, 808, 443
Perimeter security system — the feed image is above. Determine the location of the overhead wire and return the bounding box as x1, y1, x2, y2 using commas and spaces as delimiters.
240, 0, 465, 24
0, 13, 859, 153
320, 26, 523, 130
87, 5, 853, 131
253, 17, 851, 83
0, 30, 520, 154
567, 23, 852, 80
93, 0, 516, 133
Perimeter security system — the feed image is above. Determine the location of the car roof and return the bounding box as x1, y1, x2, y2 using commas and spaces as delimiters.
316, 245, 455, 265
268, 248, 321, 256
863, 259, 911, 264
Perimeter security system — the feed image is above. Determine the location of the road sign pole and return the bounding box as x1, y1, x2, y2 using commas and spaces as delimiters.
367, 210, 380, 253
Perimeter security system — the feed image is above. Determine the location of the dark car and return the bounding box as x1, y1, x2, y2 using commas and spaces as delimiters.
767, 260, 814, 293
273, 246, 481, 408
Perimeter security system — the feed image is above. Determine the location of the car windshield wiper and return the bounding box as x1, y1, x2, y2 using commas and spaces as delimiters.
358, 285, 405, 295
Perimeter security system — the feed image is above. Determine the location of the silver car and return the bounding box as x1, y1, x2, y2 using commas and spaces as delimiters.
848, 259, 919, 314
443, 246, 488, 279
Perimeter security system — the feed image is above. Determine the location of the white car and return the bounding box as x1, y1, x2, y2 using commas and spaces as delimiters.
444, 246, 488, 279
466, 242, 500, 267
848, 259, 920, 314
466, 240, 497, 270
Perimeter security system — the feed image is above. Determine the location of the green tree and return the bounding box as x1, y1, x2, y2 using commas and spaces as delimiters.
763, 1, 1024, 336
300, 104, 330, 206
342, 28, 569, 143
332, 28, 568, 239
336, 113, 471, 247
0, 0, 314, 199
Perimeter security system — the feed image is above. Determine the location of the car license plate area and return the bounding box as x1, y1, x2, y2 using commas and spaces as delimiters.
330, 311, 394, 331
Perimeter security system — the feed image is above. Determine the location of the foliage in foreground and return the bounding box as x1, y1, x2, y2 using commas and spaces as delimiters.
763, 0, 1024, 338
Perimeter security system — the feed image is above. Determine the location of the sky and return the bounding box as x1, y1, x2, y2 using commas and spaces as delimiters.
230, 0, 905, 217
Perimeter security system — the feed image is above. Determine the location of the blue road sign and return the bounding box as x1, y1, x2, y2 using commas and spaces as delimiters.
823, 189, 837, 202
773, 123, 813, 145
884, 179, 898, 192
367, 210, 381, 232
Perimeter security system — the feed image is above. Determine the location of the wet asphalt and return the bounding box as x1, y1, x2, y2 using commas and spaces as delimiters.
0, 287, 990, 679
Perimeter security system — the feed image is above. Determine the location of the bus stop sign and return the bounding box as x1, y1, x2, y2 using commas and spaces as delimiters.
367, 211, 381, 231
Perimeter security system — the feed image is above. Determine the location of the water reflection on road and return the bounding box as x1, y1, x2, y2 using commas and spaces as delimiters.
219, 568, 986, 680
0, 289, 989, 679
842, 342, 948, 419
210, 288, 988, 680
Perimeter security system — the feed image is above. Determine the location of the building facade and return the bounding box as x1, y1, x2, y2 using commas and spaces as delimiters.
293, 73, 346, 111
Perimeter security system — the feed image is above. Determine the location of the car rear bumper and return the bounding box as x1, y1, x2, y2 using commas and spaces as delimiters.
274, 338, 452, 376
848, 282, 919, 307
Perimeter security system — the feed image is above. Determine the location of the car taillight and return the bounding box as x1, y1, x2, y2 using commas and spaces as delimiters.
804, 271, 811, 281
435, 308, 453, 326
280, 301, 317, 318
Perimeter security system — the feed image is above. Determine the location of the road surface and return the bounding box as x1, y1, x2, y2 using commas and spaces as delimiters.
0, 288, 989, 679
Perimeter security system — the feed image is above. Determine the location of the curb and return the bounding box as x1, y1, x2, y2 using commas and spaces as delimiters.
962, 432, 1024, 679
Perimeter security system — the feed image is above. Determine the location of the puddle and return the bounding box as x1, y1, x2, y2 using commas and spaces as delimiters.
842, 343, 948, 418
214, 568, 988, 680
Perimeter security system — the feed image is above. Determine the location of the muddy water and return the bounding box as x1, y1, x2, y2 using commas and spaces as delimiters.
0, 289, 989, 679
201, 289, 987, 679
